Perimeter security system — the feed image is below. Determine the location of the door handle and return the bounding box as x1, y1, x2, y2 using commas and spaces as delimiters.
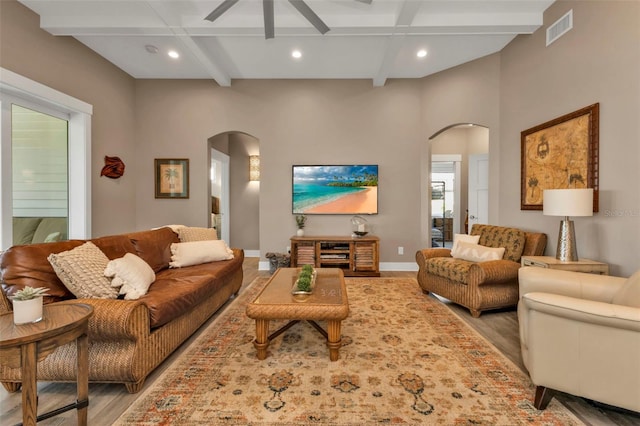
469, 215, 477, 219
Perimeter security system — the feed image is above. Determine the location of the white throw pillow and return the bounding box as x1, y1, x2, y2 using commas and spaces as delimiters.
104, 253, 156, 300
451, 241, 505, 262
451, 234, 481, 257
48, 242, 118, 299
169, 240, 234, 268
178, 226, 218, 242
612, 269, 640, 308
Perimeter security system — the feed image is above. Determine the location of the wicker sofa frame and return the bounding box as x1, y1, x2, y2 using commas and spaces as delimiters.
0, 227, 244, 393
416, 224, 546, 317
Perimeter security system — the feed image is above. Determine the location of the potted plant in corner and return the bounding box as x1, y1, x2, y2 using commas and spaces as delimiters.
295, 214, 307, 237
10, 286, 49, 325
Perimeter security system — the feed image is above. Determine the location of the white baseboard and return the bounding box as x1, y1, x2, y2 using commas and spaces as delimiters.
244, 250, 260, 258
380, 262, 418, 271
257, 261, 417, 272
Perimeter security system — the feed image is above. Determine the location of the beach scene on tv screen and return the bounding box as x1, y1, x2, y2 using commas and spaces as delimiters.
292, 165, 378, 214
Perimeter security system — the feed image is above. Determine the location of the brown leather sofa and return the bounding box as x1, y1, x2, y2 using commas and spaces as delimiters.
416, 224, 546, 317
0, 227, 244, 393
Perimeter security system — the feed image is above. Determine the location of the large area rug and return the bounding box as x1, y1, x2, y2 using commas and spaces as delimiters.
115, 277, 580, 425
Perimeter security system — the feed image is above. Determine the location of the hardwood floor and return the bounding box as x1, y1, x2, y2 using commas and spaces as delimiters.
1, 258, 638, 425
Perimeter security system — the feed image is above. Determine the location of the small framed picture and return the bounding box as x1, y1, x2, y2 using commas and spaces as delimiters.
155, 158, 189, 199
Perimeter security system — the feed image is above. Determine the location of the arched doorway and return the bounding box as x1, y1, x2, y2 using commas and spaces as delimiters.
427, 124, 489, 245
208, 131, 260, 256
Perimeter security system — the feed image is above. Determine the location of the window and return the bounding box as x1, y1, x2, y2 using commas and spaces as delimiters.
0, 68, 92, 248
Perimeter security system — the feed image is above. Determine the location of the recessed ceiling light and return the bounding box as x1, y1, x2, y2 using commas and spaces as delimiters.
145, 45, 158, 54
291, 50, 302, 59
417, 49, 428, 58
168, 50, 180, 59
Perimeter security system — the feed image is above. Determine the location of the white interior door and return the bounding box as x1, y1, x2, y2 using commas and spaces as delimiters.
468, 153, 489, 229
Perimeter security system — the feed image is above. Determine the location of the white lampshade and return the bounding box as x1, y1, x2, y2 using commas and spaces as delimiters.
543, 188, 593, 217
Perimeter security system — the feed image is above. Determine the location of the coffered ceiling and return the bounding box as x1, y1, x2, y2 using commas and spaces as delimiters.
18, 0, 555, 86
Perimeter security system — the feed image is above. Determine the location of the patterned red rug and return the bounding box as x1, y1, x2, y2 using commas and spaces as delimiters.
115, 277, 580, 425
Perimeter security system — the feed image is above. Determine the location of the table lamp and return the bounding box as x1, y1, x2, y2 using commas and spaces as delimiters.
543, 188, 593, 262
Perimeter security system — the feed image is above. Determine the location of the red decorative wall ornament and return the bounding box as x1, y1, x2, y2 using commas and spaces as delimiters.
101, 156, 125, 179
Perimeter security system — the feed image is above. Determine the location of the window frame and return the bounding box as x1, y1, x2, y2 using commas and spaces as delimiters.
0, 68, 92, 249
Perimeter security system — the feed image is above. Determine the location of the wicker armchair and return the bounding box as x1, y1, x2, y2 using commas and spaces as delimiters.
416, 224, 546, 317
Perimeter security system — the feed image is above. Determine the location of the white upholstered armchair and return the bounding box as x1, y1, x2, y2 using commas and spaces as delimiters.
517, 267, 640, 413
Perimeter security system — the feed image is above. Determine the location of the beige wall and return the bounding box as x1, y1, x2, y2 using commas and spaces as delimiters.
0, 0, 137, 238
229, 133, 260, 250
499, 0, 640, 276
420, 53, 502, 246
134, 79, 424, 262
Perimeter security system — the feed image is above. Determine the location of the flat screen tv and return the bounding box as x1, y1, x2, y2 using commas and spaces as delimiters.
292, 165, 378, 215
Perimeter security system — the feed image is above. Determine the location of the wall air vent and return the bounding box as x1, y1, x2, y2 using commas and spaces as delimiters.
546, 9, 573, 46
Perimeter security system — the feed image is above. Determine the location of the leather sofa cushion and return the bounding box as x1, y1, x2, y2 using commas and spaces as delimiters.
92, 234, 137, 259
139, 250, 243, 328
1, 240, 84, 302
612, 269, 640, 307
127, 227, 178, 273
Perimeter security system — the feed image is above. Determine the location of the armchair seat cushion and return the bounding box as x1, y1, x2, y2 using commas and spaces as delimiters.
612, 269, 640, 307
426, 257, 474, 284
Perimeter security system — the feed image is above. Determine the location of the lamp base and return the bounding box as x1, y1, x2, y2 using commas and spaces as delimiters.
556, 218, 579, 262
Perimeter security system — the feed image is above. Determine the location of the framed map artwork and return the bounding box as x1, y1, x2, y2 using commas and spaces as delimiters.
520, 103, 599, 211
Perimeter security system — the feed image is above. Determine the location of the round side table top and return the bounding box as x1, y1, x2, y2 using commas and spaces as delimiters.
0, 303, 94, 348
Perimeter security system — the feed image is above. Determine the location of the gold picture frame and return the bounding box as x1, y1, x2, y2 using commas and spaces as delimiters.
520, 103, 599, 211
155, 158, 189, 199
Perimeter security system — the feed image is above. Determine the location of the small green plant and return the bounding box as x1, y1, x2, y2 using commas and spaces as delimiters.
296, 276, 312, 292
301, 264, 314, 274
295, 214, 307, 229
10, 286, 49, 301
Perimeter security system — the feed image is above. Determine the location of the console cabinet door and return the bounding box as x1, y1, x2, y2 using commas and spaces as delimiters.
293, 241, 316, 266
353, 241, 378, 272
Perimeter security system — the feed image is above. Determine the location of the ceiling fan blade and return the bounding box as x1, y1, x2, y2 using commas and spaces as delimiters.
204, 0, 240, 22
355, 0, 373, 4
288, 0, 330, 35
264, 0, 274, 39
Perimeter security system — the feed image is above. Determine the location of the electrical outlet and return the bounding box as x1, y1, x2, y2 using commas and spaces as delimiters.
398, 246, 404, 255
286, 246, 291, 253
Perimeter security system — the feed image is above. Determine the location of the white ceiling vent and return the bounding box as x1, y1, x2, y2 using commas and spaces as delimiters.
546, 10, 573, 46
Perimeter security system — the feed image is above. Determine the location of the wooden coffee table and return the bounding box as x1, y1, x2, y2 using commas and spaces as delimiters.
0, 303, 94, 426
246, 268, 349, 361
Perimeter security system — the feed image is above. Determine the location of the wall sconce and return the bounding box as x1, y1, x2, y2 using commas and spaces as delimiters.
249, 155, 260, 181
